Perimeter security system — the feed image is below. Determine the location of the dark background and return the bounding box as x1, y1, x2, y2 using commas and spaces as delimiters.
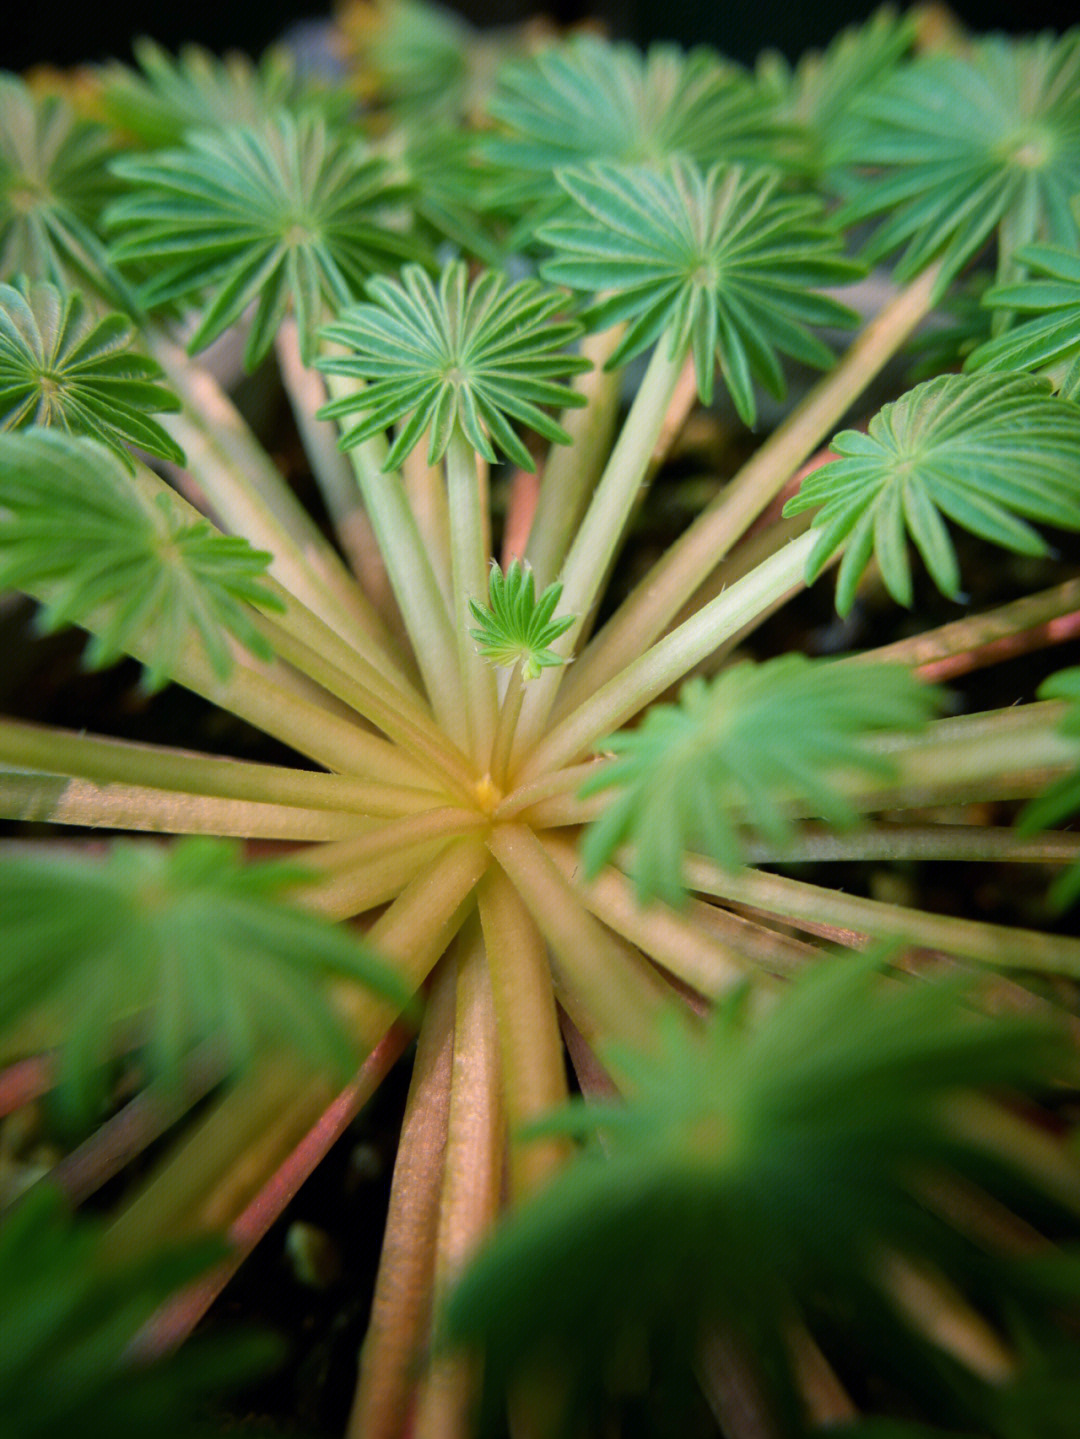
5, 1, 1078, 75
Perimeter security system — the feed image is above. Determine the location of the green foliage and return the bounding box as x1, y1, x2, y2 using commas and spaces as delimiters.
441, 958, 1076, 1436
0, 74, 133, 309
0, 427, 282, 689
539, 157, 860, 425
352, 0, 479, 120
0, 278, 183, 467
579, 656, 939, 905
107, 112, 424, 367
0, 1184, 279, 1437
318, 259, 589, 469
468, 559, 574, 680
100, 36, 347, 149
1, 836, 412, 1121
966, 241, 1080, 401
755, 4, 915, 179
484, 35, 783, 210
833, 31, 1080, 287
785, 373, 1080, 615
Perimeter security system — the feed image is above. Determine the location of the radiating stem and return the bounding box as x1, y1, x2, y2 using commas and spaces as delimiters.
414, 923, 504, 1439
543, 834, 751, 998
275, 319, 397, 610
561, 262, 945, 708
511, 339, 688, 765
446, 425, 498, 763
147, 330, 392, 655
525, 326, 624, 587
402, 443, 453, 604
323, 370, 466, 738
349, 960, 457, 1439
682, 855, 1080, 974
845, 578, 1080, 682
515, 531, 817, 785
477, 867, 571, 1200
741, 824, 1080, 867
490, 663, 526, 789
487, 824, 672, 1061
0, 769, 370, 840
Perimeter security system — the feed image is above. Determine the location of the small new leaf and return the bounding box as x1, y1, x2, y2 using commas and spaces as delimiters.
833, 32, 1080, 287
784, 372, 1080, 615
1, 837, 414, 1122
580, 655, 939, 905
441, 959, 1074, 1436
966, 241, 1080, 403
318, 260, 590, 470
0, 278, 184, 469
0, 1185, 279, 1437
540, 157, 860, 426
0, 74, 134, 310
468, 559, 574, 680
0, 427, 282, 690
107, 112, 424, 368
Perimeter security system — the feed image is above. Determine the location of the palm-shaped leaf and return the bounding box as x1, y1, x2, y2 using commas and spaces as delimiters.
784, 372, 1080, 615
107, 112, 425, 368
348, 0, 479, 120
485, 34, 784, 209
441, 959, 1075, 1436
1, 837, 413, 1121
317, 260, 590, 469
468, 559, 574, 679
756, 3, 916, 180
0, 279, 183, 468
0, 74, 133, 309
539, 157, 860, 426
966, 240, 1080, 402
580, 655, 939, 905
0, 427, 283, 689
0, 1185, 278, 1437
99, 36, 347, 149
833, 32, 1080, 287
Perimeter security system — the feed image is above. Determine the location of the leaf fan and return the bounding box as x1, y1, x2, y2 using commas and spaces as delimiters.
0, 74, 134, 310
1, 837, 412, 1121
99, 36, 349, 149
540, 156, 860, 426
318, 259, 590, 469
832, 31, 1080, 287
580, 655, 939, 906
0, 427, 282, 689
0, 278, 183, 468
966, 240, 1080, 402
784, 372, 1080, 615
107, 112, 426, 367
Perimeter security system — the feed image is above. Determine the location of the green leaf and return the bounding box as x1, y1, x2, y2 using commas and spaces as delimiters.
349, 0, 485, 121
539, 157, 860, 425
580, 655, 940, 906
784, 373, 1080, 615
0, 427, 283, 690
0, 73, 135, 310
99, 35, 348, 149
107, 112, 425, 368
833, 32, 1080, 288
484, 34, 785, 214
966, 241, 1080, 401
0, 278, 184, 469
756, 4, 916, 180
317, 259, 590, 470
468, 559, 574, 680
440, 958, 1076, 1436
0, 1184, 280, 1437
1, 837, 414, 1122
